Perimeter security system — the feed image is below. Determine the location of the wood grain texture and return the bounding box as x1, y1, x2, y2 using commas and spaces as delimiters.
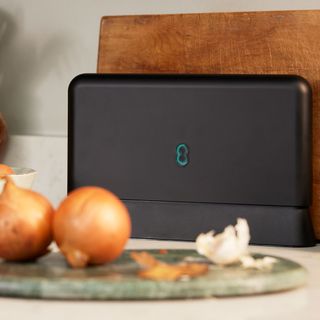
98, 10, 320, 239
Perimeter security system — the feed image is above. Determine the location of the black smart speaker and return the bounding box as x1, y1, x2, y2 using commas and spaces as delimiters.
68, 74, 315, 246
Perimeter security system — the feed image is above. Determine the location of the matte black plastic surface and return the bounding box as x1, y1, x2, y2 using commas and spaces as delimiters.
125, 200, 315, 246
68, 74, 314, 246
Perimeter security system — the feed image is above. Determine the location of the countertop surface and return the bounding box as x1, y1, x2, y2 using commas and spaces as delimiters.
0, 239, 319, 320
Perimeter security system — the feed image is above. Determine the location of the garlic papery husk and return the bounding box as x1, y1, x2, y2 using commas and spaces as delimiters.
195, 218, 250, 265
240, 255, 278, 270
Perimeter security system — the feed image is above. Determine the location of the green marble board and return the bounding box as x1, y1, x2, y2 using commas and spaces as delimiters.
0, 250, 307, 300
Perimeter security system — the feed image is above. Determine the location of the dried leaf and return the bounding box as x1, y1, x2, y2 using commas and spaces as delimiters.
131, 251, 208, 281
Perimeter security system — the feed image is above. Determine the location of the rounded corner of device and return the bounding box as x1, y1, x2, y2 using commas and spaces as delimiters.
291, 75, 312, 97
68, 74, 92, 93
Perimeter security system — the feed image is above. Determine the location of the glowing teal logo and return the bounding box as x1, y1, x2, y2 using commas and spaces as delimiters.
176, 143, 189, 167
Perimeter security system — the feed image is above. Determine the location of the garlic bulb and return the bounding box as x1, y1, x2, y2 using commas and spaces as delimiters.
195, 218, 250, 265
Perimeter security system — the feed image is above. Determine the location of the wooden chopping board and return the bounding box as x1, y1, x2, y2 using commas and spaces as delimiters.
97, 10, 320, 239
0, 250, 306, 300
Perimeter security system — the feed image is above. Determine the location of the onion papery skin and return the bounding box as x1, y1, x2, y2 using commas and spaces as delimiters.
0, 177, 54, 261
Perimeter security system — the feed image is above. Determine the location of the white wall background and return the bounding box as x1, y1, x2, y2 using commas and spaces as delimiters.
1, 0, 320, 136
1, 0, 320, 205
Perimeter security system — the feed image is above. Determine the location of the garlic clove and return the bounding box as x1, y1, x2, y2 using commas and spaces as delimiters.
195, 218, 250, 265
235, 218, 250, 253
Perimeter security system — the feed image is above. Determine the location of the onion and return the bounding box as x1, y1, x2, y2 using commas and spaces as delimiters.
53, 187, 131, 268
0, 176, 54, 261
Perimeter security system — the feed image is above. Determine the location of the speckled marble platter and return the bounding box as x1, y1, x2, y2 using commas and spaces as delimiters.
0, 250, 307, 300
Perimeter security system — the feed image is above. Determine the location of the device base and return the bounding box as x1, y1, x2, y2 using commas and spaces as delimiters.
125, 200, 316, 247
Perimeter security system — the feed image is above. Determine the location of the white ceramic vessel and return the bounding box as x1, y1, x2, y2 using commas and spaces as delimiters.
0, 167, 37, 193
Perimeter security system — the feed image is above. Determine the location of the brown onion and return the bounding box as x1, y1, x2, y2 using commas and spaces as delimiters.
0, 176, 54, 261
53, 186, 131, 268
